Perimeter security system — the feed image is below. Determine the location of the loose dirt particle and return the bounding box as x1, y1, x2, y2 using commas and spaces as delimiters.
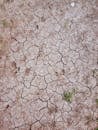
25, 68, 31, 76
11, 61, 17, 69
48, 106, 58, 114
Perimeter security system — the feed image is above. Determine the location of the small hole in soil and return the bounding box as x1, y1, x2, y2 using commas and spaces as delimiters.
6, 104, 9, 108
5, 0, 14, 3
36, 25, 39, 29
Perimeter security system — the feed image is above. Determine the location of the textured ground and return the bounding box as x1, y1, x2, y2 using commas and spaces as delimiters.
0, 0, 98, 130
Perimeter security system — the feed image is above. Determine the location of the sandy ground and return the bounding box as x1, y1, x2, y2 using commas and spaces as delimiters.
0, 0, 98, 130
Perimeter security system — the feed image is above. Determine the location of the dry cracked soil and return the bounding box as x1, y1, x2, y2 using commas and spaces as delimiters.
0, 0, 98, 130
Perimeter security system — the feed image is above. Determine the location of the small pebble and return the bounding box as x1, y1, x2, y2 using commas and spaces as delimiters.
71, 2, 75, 7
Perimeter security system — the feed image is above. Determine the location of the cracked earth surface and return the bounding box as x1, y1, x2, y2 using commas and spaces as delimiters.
0, 0, 98, 130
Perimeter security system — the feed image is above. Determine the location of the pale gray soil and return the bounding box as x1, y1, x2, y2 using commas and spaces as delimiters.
0, 0, 98, 130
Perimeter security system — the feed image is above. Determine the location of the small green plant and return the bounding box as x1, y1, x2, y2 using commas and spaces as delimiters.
96, 99, 98, 104
64, 20, 69, 29
93, 69, 98, 77
63, 91, 73, 103
95, 128, 98, 130
2, 19, 10, 28
96, 118, 98, 122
